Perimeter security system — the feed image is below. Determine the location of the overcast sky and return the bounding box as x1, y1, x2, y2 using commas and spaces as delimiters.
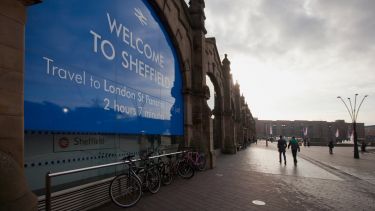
201, 0, 375, 125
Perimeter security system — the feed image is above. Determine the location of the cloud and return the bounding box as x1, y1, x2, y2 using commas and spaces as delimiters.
310, 0, 375, 51
203, 0, 375, 124
206, 0, 375, 55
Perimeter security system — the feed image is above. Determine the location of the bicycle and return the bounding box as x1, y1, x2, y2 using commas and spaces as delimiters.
154, 156, 173, 185
151, 150, 195, 186
137, 151, 161, 194
109, 155, 142, 208
166, 152, 195, 181
184, 150, 206, 171
109, 153, 161, 208
147, 147, 173, 186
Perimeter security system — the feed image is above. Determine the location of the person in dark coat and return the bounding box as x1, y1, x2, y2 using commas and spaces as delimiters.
328, 140, 334, 154
277, 135, 287, 165
361, 141, 367, 152
288, 136, 300, 165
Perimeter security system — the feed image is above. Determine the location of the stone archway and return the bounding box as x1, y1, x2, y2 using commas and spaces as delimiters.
204, 38, 232, 154
206, 73, 223, 150
201, 40, 228, 166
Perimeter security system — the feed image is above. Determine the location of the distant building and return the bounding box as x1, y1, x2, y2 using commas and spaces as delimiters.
255, 119, 365, 145
365, 125, 375, 143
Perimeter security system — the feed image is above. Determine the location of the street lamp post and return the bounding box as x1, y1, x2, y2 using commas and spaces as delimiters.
337, 94, 368, 159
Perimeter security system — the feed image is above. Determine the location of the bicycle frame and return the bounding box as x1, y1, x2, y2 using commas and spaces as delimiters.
183, 150, 206, 171
186, 151, 201, 165
124, 158, 142, 183
109, 156, 143, 208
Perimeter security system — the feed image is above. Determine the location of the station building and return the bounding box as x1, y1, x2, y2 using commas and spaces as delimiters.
0, 0, 256, 210
255, 119, 365, 145
365, 125, 375, 143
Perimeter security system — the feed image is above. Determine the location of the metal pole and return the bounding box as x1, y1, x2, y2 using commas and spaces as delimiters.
337, 97, 354, 121
353, 121, 359, 159
355, 95, 368, 120
338, 95, 368, 159
348, 98, 354, 121
338, 96, 357, 158
354, 94, 358, 120
45, 171, 51, 211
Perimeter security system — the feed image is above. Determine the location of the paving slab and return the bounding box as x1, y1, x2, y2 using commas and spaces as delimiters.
92, 141, 375, 211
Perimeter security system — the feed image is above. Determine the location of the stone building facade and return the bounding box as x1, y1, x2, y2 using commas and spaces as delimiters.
365, 125, 375, 143
0, 0, 255, 209
256, 119, 365, 145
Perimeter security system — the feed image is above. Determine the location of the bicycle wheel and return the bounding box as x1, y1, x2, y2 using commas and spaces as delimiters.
177, 160, 194, 179
109, 174, 142, 208
161, 164, 173, 185
147, 167, 161, 194
197, 153, 206, 171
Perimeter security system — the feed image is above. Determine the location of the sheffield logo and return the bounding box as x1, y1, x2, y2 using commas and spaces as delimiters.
58, 137, 70, 148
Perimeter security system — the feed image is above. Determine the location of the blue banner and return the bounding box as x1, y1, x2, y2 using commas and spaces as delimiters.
25, 0, 183, 135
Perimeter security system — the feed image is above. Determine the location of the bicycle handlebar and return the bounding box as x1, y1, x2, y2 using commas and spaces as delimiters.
122, 155, 135, 161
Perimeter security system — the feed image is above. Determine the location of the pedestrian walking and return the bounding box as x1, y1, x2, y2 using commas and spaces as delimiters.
361, 141, 367, 152
288, 136, 300, 165
328, 139, 334, 154
277, 135, 287, 165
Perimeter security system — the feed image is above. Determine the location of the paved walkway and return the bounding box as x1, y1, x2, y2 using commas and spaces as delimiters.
93, 141, 375, 211
298, 144, 375, 185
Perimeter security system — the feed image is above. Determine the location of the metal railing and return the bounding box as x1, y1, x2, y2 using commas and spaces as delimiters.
45, 150, 187, 211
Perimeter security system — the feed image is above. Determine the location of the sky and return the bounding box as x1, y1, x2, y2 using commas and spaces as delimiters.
200, 0, 375, 126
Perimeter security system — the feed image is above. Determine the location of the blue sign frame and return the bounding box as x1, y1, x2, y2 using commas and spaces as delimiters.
25, 0, 184, 135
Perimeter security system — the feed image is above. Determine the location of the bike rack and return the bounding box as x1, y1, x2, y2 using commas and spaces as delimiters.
45, 150, 187, 211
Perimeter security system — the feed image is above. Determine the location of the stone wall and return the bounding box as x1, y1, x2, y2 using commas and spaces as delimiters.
0, 0, 39, 210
